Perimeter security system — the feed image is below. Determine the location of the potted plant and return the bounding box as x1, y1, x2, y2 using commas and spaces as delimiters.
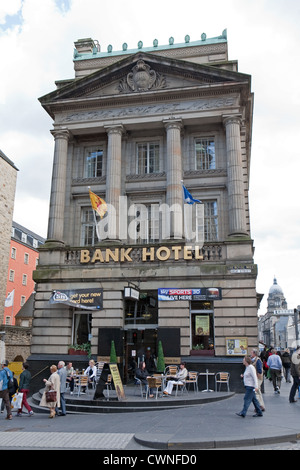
68, 343, 91, 357
110, 340, 117, 363
190, 344, 214, 356
156, 340, 165, 373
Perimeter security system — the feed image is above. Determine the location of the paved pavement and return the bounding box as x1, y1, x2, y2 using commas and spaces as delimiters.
1, 378, 300, 451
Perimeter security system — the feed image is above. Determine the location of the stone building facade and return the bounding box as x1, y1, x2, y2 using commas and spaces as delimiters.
29, 32, 258, 390
0, 150, 18, 324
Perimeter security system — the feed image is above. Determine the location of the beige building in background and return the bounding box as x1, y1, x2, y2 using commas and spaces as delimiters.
30, 31, 259, 390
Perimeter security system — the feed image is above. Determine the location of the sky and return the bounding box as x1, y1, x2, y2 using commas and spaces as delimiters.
0, 0, 300, 315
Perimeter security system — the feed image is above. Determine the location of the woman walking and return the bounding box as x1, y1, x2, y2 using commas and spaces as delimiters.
236, 356, 263, 418
40, 365, 60, 418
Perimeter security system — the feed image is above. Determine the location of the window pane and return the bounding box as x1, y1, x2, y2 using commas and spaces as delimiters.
137, 142, 159, 174
204, 202, 218, 241
85, 150, 103, 177
195, 138, 215, 170
81, 209, 97, 246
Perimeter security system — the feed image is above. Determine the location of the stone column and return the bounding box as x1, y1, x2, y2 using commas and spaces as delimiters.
47, 128, 69, 242
164, 119, 183, 239
105, 125, 123, 240
223, 115, 248, 236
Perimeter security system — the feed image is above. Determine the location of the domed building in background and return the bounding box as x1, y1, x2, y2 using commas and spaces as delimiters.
259, 277, 294, 349
266, 277, 287, 313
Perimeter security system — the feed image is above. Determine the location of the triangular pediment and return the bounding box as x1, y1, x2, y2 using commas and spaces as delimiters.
40, 52, 250, 109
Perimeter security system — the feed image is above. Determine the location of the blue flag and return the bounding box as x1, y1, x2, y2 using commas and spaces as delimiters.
182, 184, 202, 204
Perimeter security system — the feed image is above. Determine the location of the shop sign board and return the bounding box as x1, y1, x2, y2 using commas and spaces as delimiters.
158, 287, 222, 301
226, 337, 248, 356
109, 363, 126, 401
49, 288, 103, 310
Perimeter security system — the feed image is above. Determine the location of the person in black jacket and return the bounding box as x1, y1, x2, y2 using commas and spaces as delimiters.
17, 362, 34, 416
282, 348, 292, 383
135, 361, 153, 397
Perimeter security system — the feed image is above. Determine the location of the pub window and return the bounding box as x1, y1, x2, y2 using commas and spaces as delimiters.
84, 149, 103, 178
125, 291, 158, 326
190, 301, 214, 352
136, 142, 160, 174
81, 208, 98, 246
11, 247, 16, 259
24, 253, 29, 265
22, 274, 27, 286
9, 270, 15, 282
195, 138, 216, 170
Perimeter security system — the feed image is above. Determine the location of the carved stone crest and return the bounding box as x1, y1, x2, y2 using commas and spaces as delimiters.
118, 59, 166, 93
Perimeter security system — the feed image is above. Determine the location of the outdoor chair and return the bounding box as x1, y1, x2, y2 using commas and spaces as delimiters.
134, 377, 144, 397
76, 375, 89, 396
174, 380, 187, 396
215, 372, 230, 392
185, 371, 199, 393
164, 365, 179, 376
146, 376, 162, 399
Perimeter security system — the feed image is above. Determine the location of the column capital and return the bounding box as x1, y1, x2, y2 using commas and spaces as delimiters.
50, 128, 70, 140
163, 118, 183, 132
104, 124, 125, 136
222, 114, 243, 128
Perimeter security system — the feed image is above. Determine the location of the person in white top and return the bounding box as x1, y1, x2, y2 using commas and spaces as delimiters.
236, 356, 263, 418
163, 362, 188, 396
84, 359, 97, 388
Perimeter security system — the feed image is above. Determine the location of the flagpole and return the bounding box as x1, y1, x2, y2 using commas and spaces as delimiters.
88, 186, 101, 242
93, 209, 101, 242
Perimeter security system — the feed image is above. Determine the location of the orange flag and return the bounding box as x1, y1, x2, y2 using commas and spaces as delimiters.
89, 189, 107, 219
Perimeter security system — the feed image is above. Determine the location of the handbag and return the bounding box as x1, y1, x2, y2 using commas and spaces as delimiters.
45, 389, 57, 403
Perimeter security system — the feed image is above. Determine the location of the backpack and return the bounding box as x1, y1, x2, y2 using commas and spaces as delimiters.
6, 369, 14, 393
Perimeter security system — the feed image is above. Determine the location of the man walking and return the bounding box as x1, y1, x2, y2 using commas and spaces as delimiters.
267, 349, 283, 393
0, 360, 13, 420
56, 361, 67, 416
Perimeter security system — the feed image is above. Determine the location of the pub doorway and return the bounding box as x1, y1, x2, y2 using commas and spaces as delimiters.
124, 328, 158, 383
123, 290, 158, 383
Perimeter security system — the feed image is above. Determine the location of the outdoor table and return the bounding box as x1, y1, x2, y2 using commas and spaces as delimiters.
199, 369, 215, 392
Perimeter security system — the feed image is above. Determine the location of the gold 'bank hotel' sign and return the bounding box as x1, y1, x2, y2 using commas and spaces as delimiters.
80, 245, 203, 264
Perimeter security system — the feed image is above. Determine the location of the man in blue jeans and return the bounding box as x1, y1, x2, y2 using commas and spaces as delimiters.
236, 357, 263, 418
267, 349, 283, 393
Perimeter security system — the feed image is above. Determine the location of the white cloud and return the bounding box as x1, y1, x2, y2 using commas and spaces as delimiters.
0, 0, 300, 313
0, 0, 22, 24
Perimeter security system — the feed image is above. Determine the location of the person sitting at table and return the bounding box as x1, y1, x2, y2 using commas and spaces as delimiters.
163, 362, 188, 396
84, 359, 97, 388
135, 361, 154, 398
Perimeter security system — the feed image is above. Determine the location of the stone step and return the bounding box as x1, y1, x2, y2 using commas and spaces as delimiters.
28, 388, 234, 414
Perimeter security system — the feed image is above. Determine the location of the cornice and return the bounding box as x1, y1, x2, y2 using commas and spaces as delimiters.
47, 81, 247, 118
